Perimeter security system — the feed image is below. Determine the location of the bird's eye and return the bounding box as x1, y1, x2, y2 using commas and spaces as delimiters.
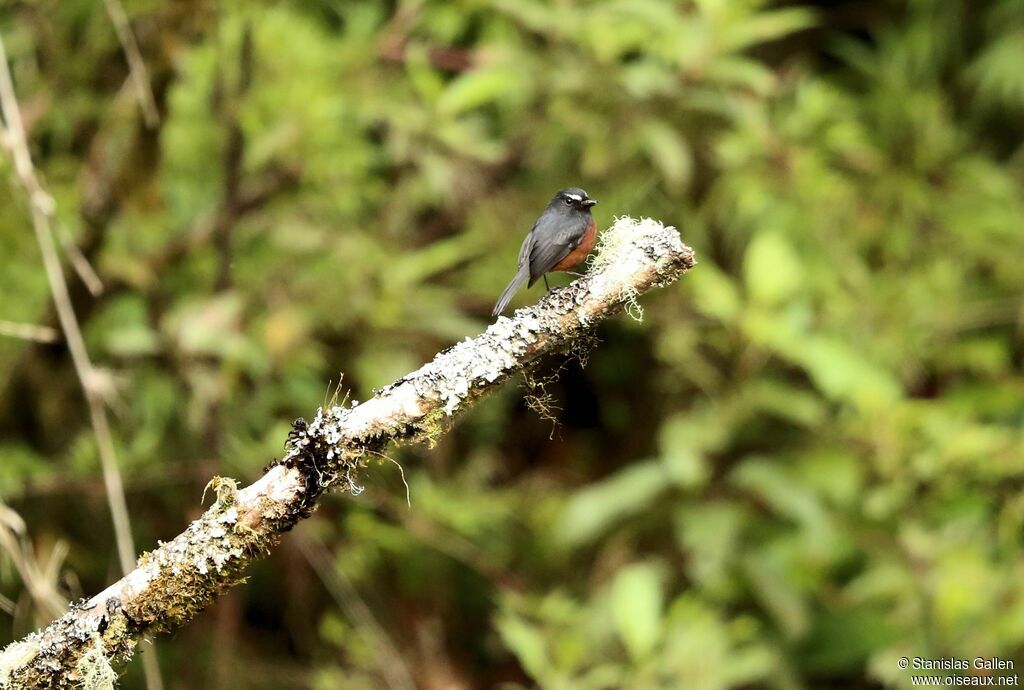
563, 197, 573, 206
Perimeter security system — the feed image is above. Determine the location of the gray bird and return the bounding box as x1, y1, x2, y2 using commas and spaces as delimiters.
492, 187, 598, 316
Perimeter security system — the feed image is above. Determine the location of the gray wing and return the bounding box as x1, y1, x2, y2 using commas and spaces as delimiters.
527, 213, 588, 286
515, 223, 535, 271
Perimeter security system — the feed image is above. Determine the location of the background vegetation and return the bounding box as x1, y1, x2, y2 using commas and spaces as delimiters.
2, 0, 1023, 688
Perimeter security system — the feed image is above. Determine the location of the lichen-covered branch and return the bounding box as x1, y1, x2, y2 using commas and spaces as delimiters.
0, 216, 695, 689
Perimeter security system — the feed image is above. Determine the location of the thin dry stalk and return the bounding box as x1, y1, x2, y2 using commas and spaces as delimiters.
296, 533, 418, 690
0, 500, 66, 618
100, 0, 159, 127
0, 35, 163, 690
56, 223, 104, 297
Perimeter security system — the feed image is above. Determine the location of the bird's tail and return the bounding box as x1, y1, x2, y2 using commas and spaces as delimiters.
492, 268, 529, 316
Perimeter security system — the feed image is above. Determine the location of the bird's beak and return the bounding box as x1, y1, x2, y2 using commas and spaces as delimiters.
583, 199, 598, 207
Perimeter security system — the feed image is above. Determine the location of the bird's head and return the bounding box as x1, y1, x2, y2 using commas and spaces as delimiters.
552, 187, 598, 211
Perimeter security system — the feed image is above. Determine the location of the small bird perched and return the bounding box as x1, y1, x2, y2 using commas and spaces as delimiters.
492, 187, 598, 316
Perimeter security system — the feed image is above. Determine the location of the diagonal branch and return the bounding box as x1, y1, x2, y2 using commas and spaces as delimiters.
0, 216, 694, 689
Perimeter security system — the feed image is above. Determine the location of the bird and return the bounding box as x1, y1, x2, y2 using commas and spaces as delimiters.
492, 187, 598, 316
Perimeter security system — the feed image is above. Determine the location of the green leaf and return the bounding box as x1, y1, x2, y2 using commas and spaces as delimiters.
793, 337, 901, 410
405, 44, 446, 102
721, 8, 817, 52
557, 460, 668, 549
675, 502, 747, 592
743, 230, 804, 305
968, 30, 1024, 109
742, 553, 811, 640
495, 612, 550, 680
610, 562, 665, 661
730, 457, 826, 530
639, 121, 693, 189
659, 415, 710, 488
436, 67, 528, 116
705, 56, 776, 95
105, 323, 160, 357
687, 261, 742, 320
744, 379, 826, 428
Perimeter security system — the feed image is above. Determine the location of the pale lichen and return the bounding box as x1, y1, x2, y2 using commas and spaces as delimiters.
75, 635, 116, 690
0, 641, 39, 686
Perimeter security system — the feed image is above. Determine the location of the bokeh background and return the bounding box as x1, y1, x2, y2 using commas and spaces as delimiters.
2, 0, 1024, 688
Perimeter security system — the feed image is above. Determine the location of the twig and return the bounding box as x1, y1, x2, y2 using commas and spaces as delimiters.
0, 320, 58, 344
0, 500, 66, 618
0, 35, 163, 690
56, 223, 104, 297
211, 22, 254, 288
0, 216, 694, 688
99, 0, 159, 127
296, 533, 418, 690
367, 491, 524, 590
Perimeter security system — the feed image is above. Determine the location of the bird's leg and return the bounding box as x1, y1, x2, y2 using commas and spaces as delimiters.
543, 275, 551, 291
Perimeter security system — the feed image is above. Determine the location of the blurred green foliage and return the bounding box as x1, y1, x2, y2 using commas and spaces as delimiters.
2, 0, 1023, 688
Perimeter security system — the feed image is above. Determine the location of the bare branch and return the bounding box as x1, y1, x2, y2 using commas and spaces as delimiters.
0, 216, 694, 688
56, 223, 104, 297
100, 0, 160, 127
296, 534, 418, 690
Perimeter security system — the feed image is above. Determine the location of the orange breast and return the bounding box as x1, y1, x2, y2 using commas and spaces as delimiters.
552, 218, 597, 271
